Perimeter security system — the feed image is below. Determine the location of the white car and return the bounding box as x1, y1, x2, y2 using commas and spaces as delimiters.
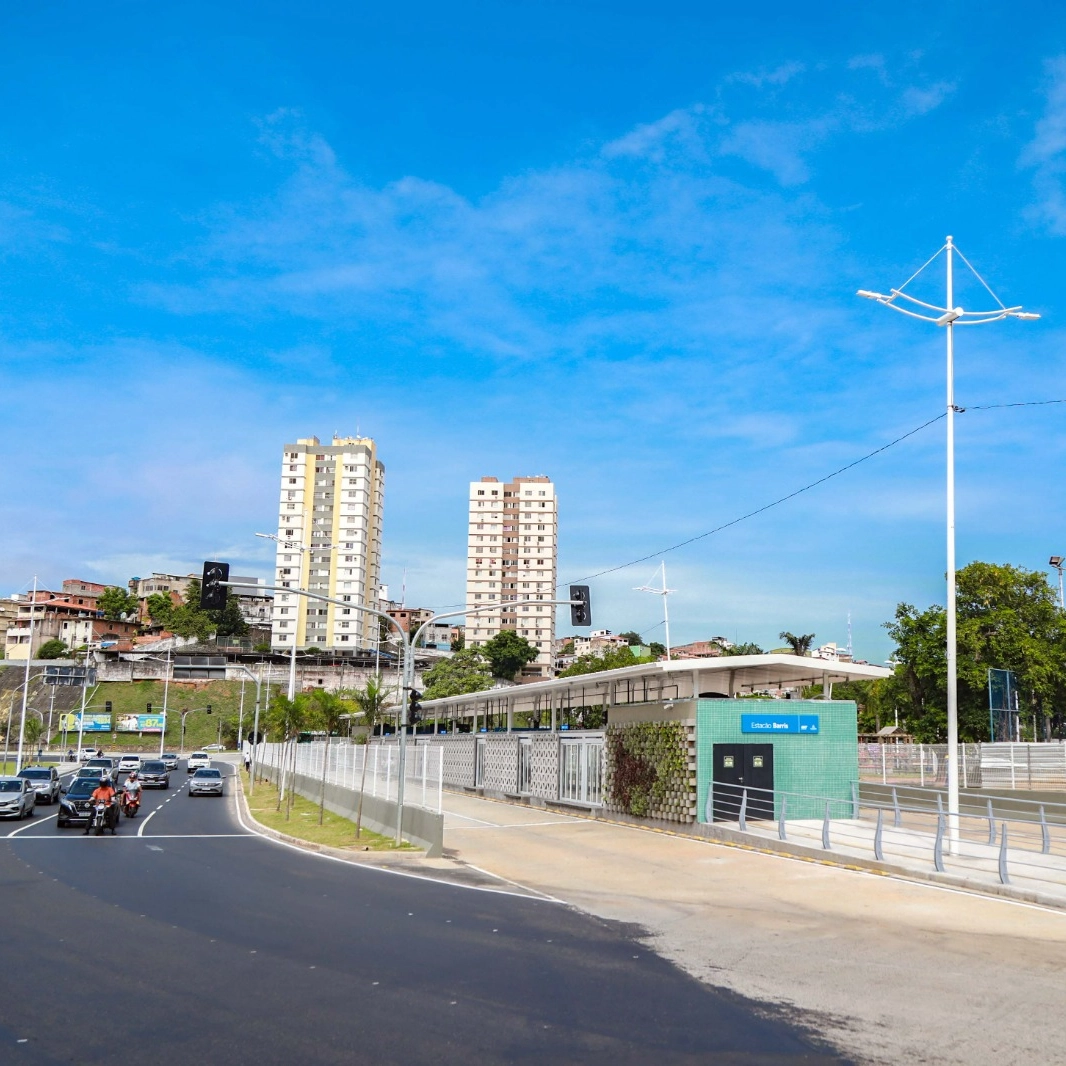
117, 755, 141, 772
77, 747, 99, 761
187, 752, 211, 772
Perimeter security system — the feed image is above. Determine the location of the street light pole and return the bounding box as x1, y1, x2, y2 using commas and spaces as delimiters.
159, 647, 172, 758
15, 575, 39, 774
858, 236, 1039, 853
1050, 556, 1065, 610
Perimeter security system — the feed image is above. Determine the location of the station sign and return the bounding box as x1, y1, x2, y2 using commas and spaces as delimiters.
741, 713, 820, 735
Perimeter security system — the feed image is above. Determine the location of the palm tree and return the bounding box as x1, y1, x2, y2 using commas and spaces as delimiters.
350, 677, 391, 839
779, 631, 816, 656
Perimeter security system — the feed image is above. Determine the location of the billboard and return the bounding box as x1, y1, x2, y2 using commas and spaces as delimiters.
116, 714, 165, 733
58, 713, 111, 733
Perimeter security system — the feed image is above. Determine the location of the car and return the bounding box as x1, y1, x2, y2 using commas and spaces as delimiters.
17, 766, 61, 804
189, 768, 224, 796
0, 777, 37, 819
160, 753, 179, 770
77, 747, 99, 761
57, 777, 100, 828
139, 760, 170, 789
85, 758, 118, 784
187, 752, 211, 772
203, 743, 225, 752
117, 755, 141, 773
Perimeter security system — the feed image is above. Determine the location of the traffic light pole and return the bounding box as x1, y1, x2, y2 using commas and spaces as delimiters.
230, 664, 264, 795
223, 581, 588, 845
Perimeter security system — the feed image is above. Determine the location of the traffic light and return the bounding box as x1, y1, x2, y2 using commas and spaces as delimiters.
105, 700, 113, 714
569, 585, 592, 627
200, 561, 230, 611
146, 703, 152, 713
408, 690, 423, 725
206, 705, 212, 715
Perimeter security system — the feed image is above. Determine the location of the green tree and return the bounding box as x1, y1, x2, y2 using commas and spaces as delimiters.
559, 645, 654, 677
145, 593, 175, 627
480, 629, 538, 680
23, 716, 44, 746
722, 641, 765, 656
779, 631, 816, 656
648, 641, 666, 659
168, 604, 216, 641
348, 676, 393, 838
617, 631, 643, 646
450, 631, 465, 652
97, 586, 138, 620
423, 648, 493, 699
211, 596, 248, 640
303, 688, 350, 824
887, 561, 1066, 741
37, 638, 70, 659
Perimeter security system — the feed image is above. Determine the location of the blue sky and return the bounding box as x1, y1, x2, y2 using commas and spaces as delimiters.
2, 1, 1065, 661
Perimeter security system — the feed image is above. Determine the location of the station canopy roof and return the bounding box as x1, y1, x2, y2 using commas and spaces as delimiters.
422, 654, 893, 716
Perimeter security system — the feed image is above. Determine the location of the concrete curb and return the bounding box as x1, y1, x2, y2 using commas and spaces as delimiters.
235, 771, 429, 869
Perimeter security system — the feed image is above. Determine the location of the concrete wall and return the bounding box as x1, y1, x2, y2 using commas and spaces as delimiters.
257, 762, 444, 857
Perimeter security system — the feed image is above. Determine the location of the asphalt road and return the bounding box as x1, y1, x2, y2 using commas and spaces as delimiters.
0, 763, 848, 1065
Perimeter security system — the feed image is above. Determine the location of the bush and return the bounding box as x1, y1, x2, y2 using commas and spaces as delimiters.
37, 639, 70, 659
606, 721, 688, 818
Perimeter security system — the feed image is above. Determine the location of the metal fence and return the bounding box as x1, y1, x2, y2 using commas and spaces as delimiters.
708, 778, 1066, 899
257, 740, 444, 813
859, 742, 1066, 790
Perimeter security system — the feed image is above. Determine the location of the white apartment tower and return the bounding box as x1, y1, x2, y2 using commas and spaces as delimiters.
270, 436, 385, 651
465, 475, 557, 679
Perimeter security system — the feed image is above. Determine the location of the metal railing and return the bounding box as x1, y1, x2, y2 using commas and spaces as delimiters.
258, 740, 444, 813
859, 741, 1066, 790
706, 778, 1066, 898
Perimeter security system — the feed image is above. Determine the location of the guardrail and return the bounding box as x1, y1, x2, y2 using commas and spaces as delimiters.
707, 779, 1066, 898
859, 741, 1066, 790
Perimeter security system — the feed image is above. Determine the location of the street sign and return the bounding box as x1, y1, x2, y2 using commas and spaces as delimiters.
173, 656, 228, 679
44, 665, 96, 687
741, 714, 820, 735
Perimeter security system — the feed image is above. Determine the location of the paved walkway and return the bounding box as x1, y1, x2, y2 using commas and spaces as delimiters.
438, 790, 1066, 1066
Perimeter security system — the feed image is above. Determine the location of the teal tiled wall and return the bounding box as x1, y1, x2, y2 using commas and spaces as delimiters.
696, 699, 858, 821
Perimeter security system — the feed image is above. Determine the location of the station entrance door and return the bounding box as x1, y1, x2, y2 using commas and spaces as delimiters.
711, 744, 775, 821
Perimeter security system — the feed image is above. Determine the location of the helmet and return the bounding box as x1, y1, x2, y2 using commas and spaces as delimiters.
127, 771, 138, 780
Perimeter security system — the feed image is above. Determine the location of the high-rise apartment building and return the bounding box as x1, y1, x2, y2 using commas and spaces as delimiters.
465, 475, 557, 679
270, 436, 384, 651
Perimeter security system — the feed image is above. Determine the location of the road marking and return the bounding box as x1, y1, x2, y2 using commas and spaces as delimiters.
448, 820, 580, 831
6, 812, 57, 837
137, 806, 160, 837
8, 833, 255, 841
147, 845, 163, 851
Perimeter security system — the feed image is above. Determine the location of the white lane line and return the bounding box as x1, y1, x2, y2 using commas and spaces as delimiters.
137, 807, 160, 837
9, 833, 255, 841
448, 820, 582, 831
6, 811, 58, 837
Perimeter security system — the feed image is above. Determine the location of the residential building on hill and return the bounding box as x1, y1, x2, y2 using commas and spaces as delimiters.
270, 435, 385, 652
465, 475, 557, 679
3, 589, 138, 659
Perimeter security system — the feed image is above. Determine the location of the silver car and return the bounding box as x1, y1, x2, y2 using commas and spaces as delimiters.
188, 768, 224, 796
17, 766, 60, 804
0, 777, 37, 819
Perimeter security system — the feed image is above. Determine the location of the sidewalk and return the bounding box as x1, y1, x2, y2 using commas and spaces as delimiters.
438, 789, 1066, 1066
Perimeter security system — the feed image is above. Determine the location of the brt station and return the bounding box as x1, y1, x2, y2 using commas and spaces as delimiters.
409, 655, 892, 827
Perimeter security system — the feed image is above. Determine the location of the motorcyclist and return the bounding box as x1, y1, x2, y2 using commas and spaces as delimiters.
122, 771, 143, 812
87, 778, 117, 834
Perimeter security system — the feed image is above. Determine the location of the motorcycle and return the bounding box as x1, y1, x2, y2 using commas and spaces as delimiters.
121, 791, 141, 818
87, 802, 116, 836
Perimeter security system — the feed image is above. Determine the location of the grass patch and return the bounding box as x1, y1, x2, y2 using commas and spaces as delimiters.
240, 770, 417, 853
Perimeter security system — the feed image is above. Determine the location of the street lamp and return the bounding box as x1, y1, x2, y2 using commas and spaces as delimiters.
859, 236, 1039, 852
634, 561, 675, 660
256, 532, 335, 702
1050, 556, 1065, 610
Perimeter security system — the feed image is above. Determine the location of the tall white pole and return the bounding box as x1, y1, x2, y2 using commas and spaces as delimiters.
287, 639, 297, 702
944, 235, 960, 853
159, 647, 171, 757
16, 575, 39, 774
76, 671, 88, 756
661, 562, 672, 660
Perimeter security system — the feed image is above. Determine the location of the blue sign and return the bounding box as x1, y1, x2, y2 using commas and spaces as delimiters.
741, 714, 820, 735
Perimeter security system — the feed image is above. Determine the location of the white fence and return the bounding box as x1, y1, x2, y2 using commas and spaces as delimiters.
859, 742, 1066, 790
257, 740, 444, 813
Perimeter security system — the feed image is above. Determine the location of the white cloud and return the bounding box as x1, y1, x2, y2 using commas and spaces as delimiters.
1021, 56, 1066, 233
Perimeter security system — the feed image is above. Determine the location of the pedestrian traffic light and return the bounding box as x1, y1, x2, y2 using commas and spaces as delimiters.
408, 689, 423, 725
200, 561, 230, 611
569, 585, 592, 627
